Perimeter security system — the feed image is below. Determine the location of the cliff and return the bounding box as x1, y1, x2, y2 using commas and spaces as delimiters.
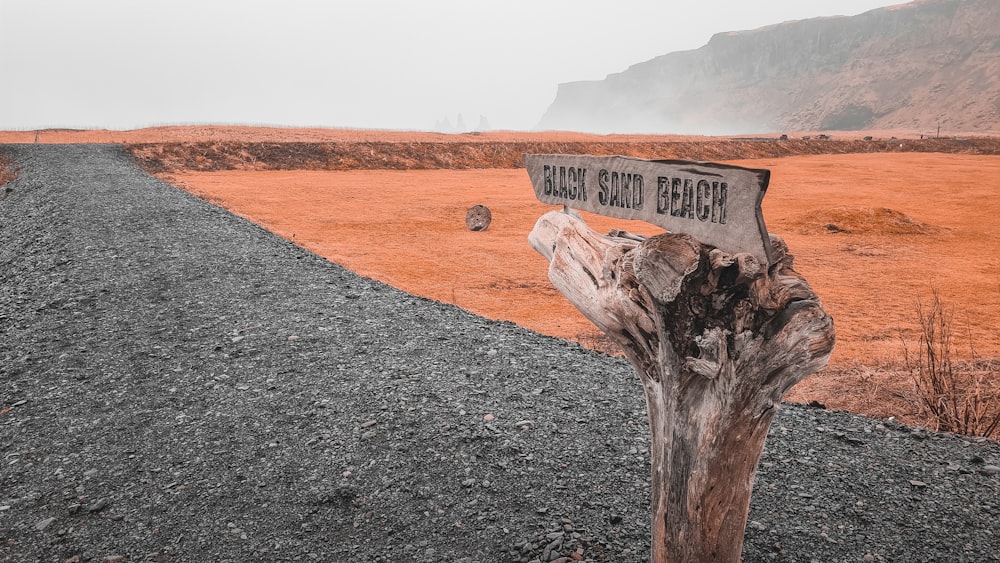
536, 0, 1000, 135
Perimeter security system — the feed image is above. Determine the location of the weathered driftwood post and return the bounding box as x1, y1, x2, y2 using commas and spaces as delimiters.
524, 155, 835, 562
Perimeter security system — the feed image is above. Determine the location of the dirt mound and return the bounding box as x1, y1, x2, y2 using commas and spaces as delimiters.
791, 206, 941, 235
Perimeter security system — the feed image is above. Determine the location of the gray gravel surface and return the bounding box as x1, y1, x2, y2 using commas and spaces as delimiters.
1, 144, 998, 562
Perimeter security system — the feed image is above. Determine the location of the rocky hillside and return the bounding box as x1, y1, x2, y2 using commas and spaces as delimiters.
537, 0, 1000, 135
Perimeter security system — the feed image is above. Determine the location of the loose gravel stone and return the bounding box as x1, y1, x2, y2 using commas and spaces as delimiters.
1, 145, 998, 562
34, 517, 56, 531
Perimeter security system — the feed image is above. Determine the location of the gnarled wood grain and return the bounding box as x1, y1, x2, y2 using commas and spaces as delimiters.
529, 210, 835, 562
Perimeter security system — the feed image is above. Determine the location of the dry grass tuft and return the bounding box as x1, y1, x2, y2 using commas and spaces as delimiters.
903, 293, 1000, 439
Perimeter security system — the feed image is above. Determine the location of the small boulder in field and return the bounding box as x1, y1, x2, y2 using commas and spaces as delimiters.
465, 204, 492, 231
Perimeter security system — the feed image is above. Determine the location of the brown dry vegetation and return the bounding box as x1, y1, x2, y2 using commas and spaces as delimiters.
127, 136, 1000, 173
0, 151, 17, 186
904, 293, 1000, 438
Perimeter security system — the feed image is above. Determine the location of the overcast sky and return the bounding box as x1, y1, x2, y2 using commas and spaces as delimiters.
1, 0, 904, 132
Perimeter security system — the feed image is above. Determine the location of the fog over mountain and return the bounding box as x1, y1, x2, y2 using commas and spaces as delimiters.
536, 0, 1000, 135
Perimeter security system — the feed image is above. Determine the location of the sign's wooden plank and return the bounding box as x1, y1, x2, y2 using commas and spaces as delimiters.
524, 154, 773, 264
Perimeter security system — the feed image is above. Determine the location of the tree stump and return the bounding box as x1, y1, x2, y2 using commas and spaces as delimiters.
465, 204, 492, 231
529, 210, 835, 562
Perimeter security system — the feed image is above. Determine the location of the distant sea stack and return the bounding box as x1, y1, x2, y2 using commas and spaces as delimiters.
536, 0, 1000, 135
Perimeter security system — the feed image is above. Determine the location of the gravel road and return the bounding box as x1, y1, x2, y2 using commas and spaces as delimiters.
1, 144, 998, 562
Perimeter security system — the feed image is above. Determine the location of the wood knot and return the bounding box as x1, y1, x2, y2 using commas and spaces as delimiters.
705, 249, 764, 294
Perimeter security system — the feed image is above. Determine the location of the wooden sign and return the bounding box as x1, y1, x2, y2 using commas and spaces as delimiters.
524, 154, 773, 264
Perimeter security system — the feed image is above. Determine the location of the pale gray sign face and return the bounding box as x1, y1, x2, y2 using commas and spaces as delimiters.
524, 154, 773, 264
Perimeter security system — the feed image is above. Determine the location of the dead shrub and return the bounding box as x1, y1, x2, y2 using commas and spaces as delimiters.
903, 292, 1000, 438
